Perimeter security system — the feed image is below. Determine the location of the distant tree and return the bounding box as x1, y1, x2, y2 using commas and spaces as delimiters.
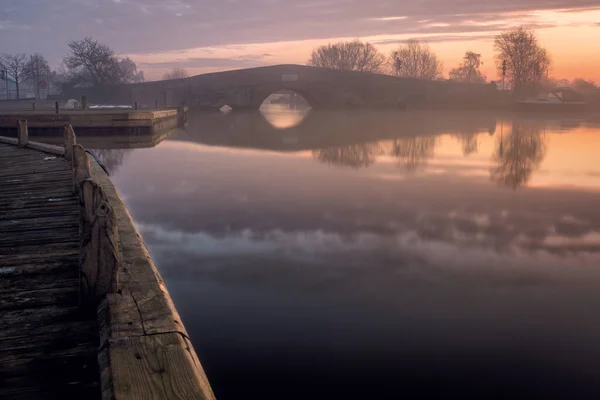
308, 40, 386, 73
163, 68, 189, 80
572, 78, 598, 94
64, 37, 144, 86
25, 54, 50, 98
448, 52, 486, 83
494, 27, 551, 92
0, 53, 29, 98
390, 40, 443, 80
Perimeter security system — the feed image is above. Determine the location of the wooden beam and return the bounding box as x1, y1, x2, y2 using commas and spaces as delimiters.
72, 144, 90, 193
78, 179, 119, 308
17, 120, 28, 148
98, 333, 216, 400
63, 124, 76, 162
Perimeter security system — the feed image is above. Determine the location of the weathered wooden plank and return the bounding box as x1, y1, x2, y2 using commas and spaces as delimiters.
0, 206, 79, 221
64, 124, 76, 162
0, 248, 78, 266
0, 165, 71, 177
26, 141, 65, 156
0, 228, 78, 248
79, 179, 120, 307
99, 333, 215, 400
0, 215, 78, 232
0, 270, 77, 294
0, 197, 77, 212
0, 173, 72, 187
73, 144, 91, 192
0, 260, 76, 278
0, 286, 78, 311
17, 120, 28, 148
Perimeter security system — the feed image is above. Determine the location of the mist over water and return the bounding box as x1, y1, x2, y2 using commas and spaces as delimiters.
105, 106, 600, 399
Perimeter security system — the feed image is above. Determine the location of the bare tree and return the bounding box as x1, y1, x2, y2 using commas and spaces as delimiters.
25, 54, 50, 98
64, 37, 144, 86
390, 40, 443, 80
449, 52, 486, 83
308, 40, 386, 73
494, 27, 551, 92
0, 53, 29, 99
163, 68, 189, 80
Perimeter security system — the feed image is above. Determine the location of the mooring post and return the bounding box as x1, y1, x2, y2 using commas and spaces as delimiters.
134, 101, 138, 110
81, 95, 87, 110
32, 102, 36, 111
155, 99, 159, 109
64, 124, 76, 162
55, 101, 60, 114
17, 119, 28, 148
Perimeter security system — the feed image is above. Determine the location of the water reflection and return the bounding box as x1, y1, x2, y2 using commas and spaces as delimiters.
390, 137, 437, 171
312, 143, 382, 169
54, 107, 600, 399
93, 149, 133, 175
490, 122, 546, 189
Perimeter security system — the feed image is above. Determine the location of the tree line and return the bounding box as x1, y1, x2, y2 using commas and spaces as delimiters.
0, 37, 147, 99
308, 26, 598, 96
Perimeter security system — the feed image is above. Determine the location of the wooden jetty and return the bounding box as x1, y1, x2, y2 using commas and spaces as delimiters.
0, 108, 187, 137
0, 123, 214, 399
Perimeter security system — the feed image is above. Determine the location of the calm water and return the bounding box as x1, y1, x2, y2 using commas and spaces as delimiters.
98, 108, 600, 399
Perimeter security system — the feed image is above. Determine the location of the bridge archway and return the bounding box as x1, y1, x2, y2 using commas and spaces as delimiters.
257, 87, 319, 110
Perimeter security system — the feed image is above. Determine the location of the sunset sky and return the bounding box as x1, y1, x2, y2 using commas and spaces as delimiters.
2, 0, 600, 81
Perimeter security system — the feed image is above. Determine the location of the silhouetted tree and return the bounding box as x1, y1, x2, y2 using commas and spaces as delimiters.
308, 40, 386, 72
449, 52, 486, 83
64, 37, 144, 86
390, 40, 443, 80
389, 137, 436, 171
494, 27, 551, 92
490, 122, 546, 189
312, 143, 382, 168
0, 53, 29, 98
163, 68, 189, 80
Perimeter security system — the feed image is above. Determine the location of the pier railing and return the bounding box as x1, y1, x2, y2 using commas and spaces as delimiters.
0, 121, 216, 400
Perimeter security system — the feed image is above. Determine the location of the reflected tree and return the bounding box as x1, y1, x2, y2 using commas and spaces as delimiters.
389, 137, 436, 171
312, 143, 383, 169
92, 149, 133, 175
452, 132, 480, 156
490, 122, 546, 189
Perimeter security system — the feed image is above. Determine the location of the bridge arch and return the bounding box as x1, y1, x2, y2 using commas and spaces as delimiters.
256, 86, 320, 110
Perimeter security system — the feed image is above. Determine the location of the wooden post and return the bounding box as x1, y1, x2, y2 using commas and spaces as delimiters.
55, 101, 60, 114
32, 102, 36, 111
73, 144, 91, 192
64, 124, 76, 162
81, 95, 87, 110
164, 91, 168, 108
155, 99, 159, 109
134, 101, 138, 110
79, 179, 119, 308
17, 120, 28, 148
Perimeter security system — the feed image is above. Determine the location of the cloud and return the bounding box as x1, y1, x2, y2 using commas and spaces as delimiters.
1, 0, 599, 66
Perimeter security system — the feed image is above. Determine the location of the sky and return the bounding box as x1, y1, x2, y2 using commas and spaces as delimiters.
1, 0, 600, 81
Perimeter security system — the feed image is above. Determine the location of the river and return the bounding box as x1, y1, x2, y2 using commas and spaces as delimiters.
87, 107, 600, 399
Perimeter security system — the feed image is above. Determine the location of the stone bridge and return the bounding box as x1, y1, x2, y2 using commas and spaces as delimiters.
63, 64, 501, 110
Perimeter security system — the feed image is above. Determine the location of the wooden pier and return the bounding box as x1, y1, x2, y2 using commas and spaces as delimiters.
0, 122, 213, 400
0, 108, 187, 137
